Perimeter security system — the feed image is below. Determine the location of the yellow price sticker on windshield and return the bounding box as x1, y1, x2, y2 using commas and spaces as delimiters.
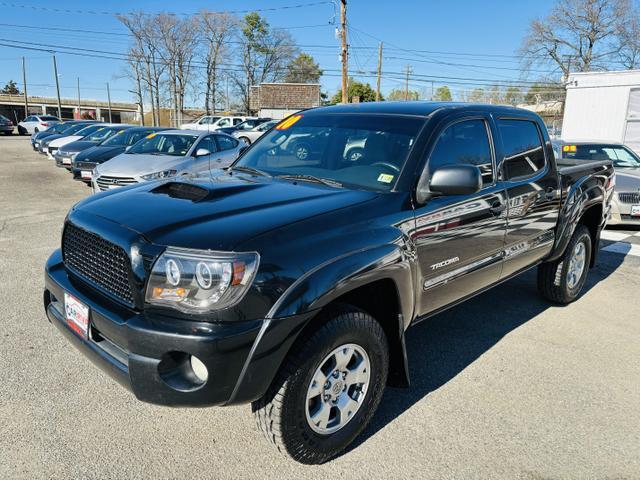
96, 127, 104, 132
115, 130, 125, 135
377, 173, 394, 184
275, 114, 302, 130
146, 133, 157, 139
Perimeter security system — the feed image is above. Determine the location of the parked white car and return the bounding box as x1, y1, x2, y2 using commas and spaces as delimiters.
45, 123, 112, 159
91, 130, 245, 192
17, 114, 60, 135
232, 119, 279, 144
180, 115, 251, 131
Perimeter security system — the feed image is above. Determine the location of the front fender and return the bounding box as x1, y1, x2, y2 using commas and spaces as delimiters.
267, 243, 414, 325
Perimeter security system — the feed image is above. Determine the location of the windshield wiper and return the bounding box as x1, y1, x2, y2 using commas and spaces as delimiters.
277, 174, 343, 188
231, 165, 271, 177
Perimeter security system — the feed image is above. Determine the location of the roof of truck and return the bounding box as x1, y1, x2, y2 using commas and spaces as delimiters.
303, 101, 533, 117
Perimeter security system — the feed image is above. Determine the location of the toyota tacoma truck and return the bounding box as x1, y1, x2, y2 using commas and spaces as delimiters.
44, 103, 614, 464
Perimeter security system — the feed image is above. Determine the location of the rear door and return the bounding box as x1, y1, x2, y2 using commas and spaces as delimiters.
214, 135, 241, 168
496, 117, 560, 278
414, 115, 508, 316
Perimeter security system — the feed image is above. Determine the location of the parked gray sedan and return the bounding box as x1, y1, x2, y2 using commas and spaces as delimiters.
554, 141, 640, 226
92, 130, 244, 192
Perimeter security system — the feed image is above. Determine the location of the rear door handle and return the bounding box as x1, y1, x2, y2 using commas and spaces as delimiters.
489, 202, 506, 215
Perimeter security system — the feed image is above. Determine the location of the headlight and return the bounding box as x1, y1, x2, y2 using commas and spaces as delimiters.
142, 169, 177, 181
145, 248, 259, 313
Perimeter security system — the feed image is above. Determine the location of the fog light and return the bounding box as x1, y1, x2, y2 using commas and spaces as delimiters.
190, 355, 208, 383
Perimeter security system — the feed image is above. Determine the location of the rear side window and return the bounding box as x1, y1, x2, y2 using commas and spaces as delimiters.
498, 119, 546, 180
216, 135, 238, 151
428, 119, 494, 186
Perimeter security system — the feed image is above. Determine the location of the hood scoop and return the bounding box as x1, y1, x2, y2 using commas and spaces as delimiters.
151, 182, 210, 202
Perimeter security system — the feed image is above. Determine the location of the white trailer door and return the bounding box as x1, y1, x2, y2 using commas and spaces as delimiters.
624, 89, 640, 154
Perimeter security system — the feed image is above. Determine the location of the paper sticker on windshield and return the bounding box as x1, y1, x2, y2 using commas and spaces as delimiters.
146, 133, 157, 139
115, 130, 125, 135
275, 114, 302, 130
377, 173, 394, 184
96, 127, 104, 132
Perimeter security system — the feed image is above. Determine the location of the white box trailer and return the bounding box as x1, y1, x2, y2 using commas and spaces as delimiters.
562, 70, 640, 153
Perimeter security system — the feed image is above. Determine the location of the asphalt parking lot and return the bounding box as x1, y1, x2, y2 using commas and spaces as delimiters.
1, 134, 639, 479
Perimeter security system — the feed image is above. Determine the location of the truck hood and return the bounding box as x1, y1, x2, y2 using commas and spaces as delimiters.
74, 173, 378, 250
75, 145, 125, 164
95, 153, 189, 177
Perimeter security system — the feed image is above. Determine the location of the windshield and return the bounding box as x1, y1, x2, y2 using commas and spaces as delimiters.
50, 123, 73, 133
128, 133, 198, 156
102, 129, 156, 147
563, 144, 640, 168
84, 126, 124, 142
233, 113, 422, 191
73, 124, 102, 137
40, 116, 60, 121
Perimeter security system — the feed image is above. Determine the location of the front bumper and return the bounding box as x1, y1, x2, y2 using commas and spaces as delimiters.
44, 250, 312, 406
72, 161, 98, 182
608, 196, 640, 226
54, 152, 75, 169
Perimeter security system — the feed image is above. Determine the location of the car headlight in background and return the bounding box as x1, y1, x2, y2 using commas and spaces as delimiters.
141, 169, 177, 181
145, 248, 260, 313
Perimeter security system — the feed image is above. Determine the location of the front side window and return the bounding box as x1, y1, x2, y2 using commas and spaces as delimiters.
217, 118, 231, 127
498, 119, 546, 180
128, 133, 199, 156
428, 119, 494, 185
196, 136, 217, 154
233, 113, 422, 192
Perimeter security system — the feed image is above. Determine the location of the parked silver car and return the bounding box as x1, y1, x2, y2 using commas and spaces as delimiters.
232, 119, 279, 145
92, 130, 244, 192
554, 140, 640, 226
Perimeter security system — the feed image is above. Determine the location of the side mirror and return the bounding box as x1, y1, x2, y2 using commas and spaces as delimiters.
417, 164, 482, 203
195, 148, 211, 157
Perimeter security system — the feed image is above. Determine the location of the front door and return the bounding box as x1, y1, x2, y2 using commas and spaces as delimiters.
413, 117, 508, 317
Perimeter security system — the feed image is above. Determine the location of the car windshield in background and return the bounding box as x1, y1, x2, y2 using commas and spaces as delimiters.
74, 124, 103, 137
127, 133, 198, 156
564, 144, 640, 168
63, 123, 93, 135
40, 116, 60, 121
84, 127, 124, 143
233, 114, 422, 192
101, 129, 152, 147
51, 123, 73, 133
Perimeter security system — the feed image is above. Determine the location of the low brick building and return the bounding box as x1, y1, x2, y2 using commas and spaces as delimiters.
249, 83, 321, 119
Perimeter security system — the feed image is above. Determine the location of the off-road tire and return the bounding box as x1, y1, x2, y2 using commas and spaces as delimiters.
252, 305, 389, 464
538, 225, 592, 304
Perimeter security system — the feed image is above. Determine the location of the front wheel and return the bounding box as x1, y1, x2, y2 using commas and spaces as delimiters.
238, 136, 251, 145
252, 306, 389, 464
538, 225, 592, 304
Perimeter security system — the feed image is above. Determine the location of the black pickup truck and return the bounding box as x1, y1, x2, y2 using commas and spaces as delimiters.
44, 102, 614, 464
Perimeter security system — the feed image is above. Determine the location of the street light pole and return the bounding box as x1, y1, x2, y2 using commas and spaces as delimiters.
52, 54, 62, 118
106, 82, 112, 123
340, 0, 348, 104
21, 56, 29, 119
76, 77, 81, 119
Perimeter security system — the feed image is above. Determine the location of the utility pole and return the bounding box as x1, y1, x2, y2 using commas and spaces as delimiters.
340, 0, 348, 104
76, 77, 81, 119
403, 65, 413, 101
52, 54, 62, 118
106, 82, 113, 123
376, 42, 383, 102
430, 81, 434, 101
21, 56, 29, 119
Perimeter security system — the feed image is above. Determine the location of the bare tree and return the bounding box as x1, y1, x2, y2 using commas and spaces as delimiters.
231, 12, 297, 113
617, 6, 640, 68
199, 11, 236, 114
520, 0, 632, 77
118, 13, 165, 126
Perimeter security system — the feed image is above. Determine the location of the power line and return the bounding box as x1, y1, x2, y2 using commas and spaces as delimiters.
0, 1, 333, 17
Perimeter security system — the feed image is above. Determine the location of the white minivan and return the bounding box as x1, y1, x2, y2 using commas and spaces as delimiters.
180, 115, 250, 131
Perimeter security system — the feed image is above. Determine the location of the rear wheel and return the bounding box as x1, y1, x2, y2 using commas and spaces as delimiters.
252, 305, 389, 464
538, 225, 592, 304
293, 142, 311, 161
18, 126, 27, 136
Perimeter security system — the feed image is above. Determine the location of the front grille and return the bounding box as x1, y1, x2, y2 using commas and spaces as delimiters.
62, 223, 135, 305
75, 161, 97, 170
618, 192, 640, 204
96, 175, 138, 192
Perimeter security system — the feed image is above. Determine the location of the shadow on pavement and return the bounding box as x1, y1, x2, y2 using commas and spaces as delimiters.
347, 248, 627, 453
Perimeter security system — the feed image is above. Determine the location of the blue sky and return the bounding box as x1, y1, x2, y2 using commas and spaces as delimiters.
0, 0, 558, 104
